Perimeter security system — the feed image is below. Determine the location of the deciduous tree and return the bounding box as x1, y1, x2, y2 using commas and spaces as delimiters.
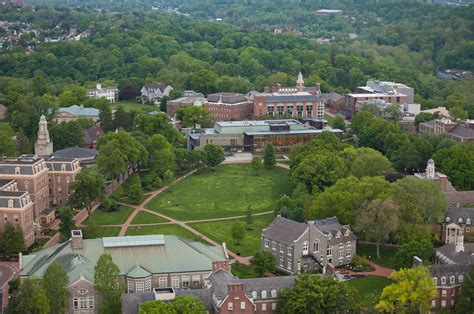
68, 168, 106, 215
203, 144, 224, 168
231, 221, 246, 245
94, 253, 123, 314
251, 251, 276, 277
42, 262, 69, 314
263, 143, 276, 169
58, 207, 76, 242
456, 264, 474, 313
0, 124, 16, 157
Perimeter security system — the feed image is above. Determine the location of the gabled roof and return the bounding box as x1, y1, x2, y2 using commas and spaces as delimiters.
143, 83, 170, 92
58, 105, 100, 117
127, 265, 152, 278
449, 124, 474, 139
262, 216, 308, 244
445, 191, 474, 205
445, 208, 474, 223
82, 125, 104, 145
436, 243, 474, 265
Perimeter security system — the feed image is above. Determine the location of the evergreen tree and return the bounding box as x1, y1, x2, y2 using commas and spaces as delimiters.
58, 207, 76, 242
99, 102, 114, 132
42, 262, 69, 314
263, 143, 276, 169
2, 222, 25, 254
127, 174, 144, 204
94, 253, 122, 314
113, 106, 134, 131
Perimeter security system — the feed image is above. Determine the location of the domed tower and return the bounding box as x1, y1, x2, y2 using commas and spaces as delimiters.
35, 115, 53, 156
296, 72, 305, 92
426, 159, 435, 179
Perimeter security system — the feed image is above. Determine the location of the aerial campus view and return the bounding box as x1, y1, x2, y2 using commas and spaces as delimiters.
0, 0, 472, 313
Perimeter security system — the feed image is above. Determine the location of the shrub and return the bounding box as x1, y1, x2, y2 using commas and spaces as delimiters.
100, 197, 119, 212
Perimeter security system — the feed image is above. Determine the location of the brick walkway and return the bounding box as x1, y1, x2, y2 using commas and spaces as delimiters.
346, 261, 393, 278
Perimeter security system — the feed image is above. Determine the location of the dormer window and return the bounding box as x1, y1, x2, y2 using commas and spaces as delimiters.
446, 217, 450, 222
441, 277, 446, 285
15, 167, 20, 175
336, 232, 341, 238
459, 275, 464, 283
251, 291, 257, 299
450, 276, 455, 284
467, 218, 471, 225
61, 164, 66, 171
261, 290, 267, 299
327, 233, 332, 240
345, 230, 350, 236
433, 277, 437, 285
271, 290, 277, 298
458, 218, 463, 223
7, 199, 14, 208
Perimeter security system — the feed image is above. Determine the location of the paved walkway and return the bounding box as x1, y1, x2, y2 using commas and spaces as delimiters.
0, 262, 19, 308
345, 261, 393, 278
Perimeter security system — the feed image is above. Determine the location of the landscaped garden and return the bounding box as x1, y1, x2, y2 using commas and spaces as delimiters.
356, 243, 399, 269
125, 224, 203, 242
145, 164, 292, 221
190, 213, 276, 257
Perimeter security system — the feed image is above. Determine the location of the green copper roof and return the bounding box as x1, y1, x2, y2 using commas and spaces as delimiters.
127, 265, 152, 278
20, 235, 227, 285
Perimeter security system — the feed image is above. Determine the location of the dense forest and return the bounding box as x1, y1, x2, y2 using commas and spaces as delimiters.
0, 3, 472, 115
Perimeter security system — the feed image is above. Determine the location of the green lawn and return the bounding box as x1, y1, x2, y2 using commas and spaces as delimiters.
82, 226, 121, 238
131, 211, 168, 224
125, 224, 203, 242
357, 243, 399, 269
190, 213, 276, 257
146, 164, 292, 220
110, 101, 157, 112
84, 206, 134, 225
345, 276, 391, 299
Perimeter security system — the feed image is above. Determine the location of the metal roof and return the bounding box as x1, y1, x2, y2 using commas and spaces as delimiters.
103, 235, 165, 248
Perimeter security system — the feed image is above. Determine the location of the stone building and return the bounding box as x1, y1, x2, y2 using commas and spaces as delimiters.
140, 83, 173, 105
261, 216, 356, 274
20, 232, 229, 314
54, 105, 100, 123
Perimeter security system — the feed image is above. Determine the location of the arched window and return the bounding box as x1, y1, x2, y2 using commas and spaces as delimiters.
458, 217, 463, 223
251, 291, 257, 299
467, 218, 471, 225
441, 277, 446, 285
450, 276, 455, 284
271, 290, 277, 298
313, 241, 319, 253
261, 290, 267, 299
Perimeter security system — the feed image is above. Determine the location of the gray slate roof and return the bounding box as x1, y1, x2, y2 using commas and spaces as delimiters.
262, 216, 308, 245
445, 191, 474, 205
143, 83, 169, 92
262, 94, 321, 103
429, 263, 471, 287
321, 92, 343, 102
436, 243, 474, 265
52, 147, 98, 159
82, 125, 104, 145
445, 208, 474, 223
449, 124, 474, 139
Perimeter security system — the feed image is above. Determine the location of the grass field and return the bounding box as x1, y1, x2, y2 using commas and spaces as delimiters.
231, 262, 257, 279
131, 211, 168, 224
146, 164, 292, 221
125, 224, 203, 242
190, 213, 276, 257
82, 226, 121, 238
357, 243, 399, 269
324, 113, 335, 127
345, 276, 391, 298
110, 101, 157, 112
84, 206, 134, 225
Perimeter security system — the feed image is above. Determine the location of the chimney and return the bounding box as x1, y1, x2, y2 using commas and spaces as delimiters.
96, 83, 101, 90
71, 230, 83, 249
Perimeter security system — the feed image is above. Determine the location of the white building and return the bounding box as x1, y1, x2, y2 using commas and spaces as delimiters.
87, 83, 119, 103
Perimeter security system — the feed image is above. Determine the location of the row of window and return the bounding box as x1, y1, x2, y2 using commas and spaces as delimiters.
433, 275, 463, 285
72, 297, 94, 310
127, 275, 201, 293
432, 299, 455, 308
446, 217, 472, 224
228, 301, 276, 311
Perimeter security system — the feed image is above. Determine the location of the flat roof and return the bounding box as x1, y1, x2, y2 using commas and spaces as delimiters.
244, 129, 343, 136
216, 119, 301, 128
347, 93, 407, 97
102, 235, 165, 248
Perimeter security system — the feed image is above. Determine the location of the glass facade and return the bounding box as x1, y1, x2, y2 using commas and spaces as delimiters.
249, 133, 316, 154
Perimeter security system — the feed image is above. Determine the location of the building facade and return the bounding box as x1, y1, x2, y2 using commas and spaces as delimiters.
140, 83, 173, 105
254, 73, 324, 120
54, 105, 100, 123
419, 118, 474, 142
87, 83, 118, 103
204, 92, 254, 121
438, 208, 473, 244
185, 120, 342, 154
261, 216, 356, 275
45, 158, 81, 206
121, 268, 297, 314
429, 264, 469, 311
21, 232, 229, 314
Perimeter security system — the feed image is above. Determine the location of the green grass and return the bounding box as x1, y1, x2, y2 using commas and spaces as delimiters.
190, 213, 276, 257
357, 243, 399, 269
110, 101, 157, 112
324, 113, 335, 127
125, 224, 203, 242
84, 206, 134, 225
131, 211, 168, 224
231, 262, 257, 279
82, 226, 122, 238
146, 164, 292, 220
345, 276, 391, 298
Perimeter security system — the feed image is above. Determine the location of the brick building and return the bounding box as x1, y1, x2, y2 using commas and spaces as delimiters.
429, 264, 470, 311
122, 268, 297, 314
45, 158, 81, 206
438, 208, 474, 244
166, 91, 205, 117
254, 73, 324, 120
204, 92, 254, 121
21, 232, 229, 313
419, 118, 474, 142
